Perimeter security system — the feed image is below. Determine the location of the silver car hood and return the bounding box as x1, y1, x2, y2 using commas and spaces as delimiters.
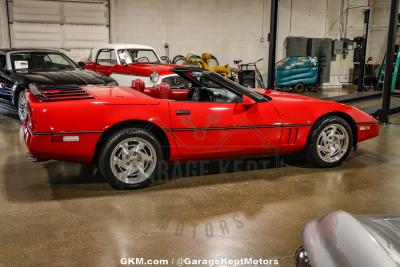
303, 210, 400, 267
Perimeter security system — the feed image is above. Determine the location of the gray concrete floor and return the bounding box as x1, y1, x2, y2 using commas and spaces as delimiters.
1, 102, 400, 266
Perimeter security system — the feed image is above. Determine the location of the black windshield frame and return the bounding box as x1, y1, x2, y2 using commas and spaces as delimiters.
173, 67, 270, 102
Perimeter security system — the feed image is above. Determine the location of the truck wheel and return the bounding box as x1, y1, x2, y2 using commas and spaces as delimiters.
98, 128, 163, 190
293, 83, 305, 93
306, 116, 353, 167
16, 89, 28, 122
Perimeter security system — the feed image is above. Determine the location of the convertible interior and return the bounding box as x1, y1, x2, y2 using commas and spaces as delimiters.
130, 79, 242, 103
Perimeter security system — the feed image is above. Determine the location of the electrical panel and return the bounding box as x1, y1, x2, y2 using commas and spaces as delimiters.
308, 38, 332, 83
333, 39, 344, 55
286, 37, 308, 57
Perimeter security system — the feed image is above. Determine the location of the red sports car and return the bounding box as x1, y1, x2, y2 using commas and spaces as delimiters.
23, 68, 379, 189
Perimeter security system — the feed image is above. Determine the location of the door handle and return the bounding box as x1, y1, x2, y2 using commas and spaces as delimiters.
176, 110, 191, 115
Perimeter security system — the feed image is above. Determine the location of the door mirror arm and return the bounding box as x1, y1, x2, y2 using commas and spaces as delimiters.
242, 95, 256, 107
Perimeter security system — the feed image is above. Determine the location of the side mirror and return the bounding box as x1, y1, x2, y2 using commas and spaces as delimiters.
242, 95, 256, 106
78, 61, 86, 68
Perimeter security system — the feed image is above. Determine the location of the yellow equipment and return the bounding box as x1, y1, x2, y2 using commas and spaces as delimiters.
199, 52, 232, 78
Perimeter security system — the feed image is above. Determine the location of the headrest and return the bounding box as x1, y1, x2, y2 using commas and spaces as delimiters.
131, 79, 145, 92
154, 83, 171, 99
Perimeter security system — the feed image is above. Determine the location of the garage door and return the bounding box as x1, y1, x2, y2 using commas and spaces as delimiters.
6, 0, 109, 50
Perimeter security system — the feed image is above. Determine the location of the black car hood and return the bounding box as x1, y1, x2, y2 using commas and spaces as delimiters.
10, 68, 115, 86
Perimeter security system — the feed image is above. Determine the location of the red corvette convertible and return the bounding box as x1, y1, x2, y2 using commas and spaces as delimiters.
23, 68, 379, 189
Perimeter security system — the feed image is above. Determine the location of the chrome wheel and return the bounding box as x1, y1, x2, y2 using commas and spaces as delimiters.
316, 124, 349, 163
110, 137, 157, 184
17, 90, 27, 122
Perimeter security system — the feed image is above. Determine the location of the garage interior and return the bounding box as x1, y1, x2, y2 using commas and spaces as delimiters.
1, 0, 400, 266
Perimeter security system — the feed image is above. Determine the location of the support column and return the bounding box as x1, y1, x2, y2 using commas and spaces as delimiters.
357, 8, 370, 92
267, 0, 278, 89
380, 0, 399, 123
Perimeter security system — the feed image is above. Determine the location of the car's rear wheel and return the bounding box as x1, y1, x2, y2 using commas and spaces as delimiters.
17, 89, 27, 122
293, 83, 305, 93
306, 116, 353, 167
98, 128, 163, 189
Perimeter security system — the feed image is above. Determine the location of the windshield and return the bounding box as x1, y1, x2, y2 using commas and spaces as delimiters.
117, 49, 160, 64
206, 72, 267, 101
10, 52, 77, 70
174, 69, 269, 102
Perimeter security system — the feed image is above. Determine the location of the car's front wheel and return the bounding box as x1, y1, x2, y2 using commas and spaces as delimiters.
16, 89, 28, 122
98, 128, 163, 190
306, 116, 353, 167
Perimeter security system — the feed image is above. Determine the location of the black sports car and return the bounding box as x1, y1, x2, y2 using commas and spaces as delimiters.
0, 48, 117, 121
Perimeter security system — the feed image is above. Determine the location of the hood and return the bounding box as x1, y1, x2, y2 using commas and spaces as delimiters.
302, 210, 400, 267
255, 89, 344, 125
125, 63, 175, 76
11, 68, 115, 86
256, 88, 321, 102
84, 86, 160, 105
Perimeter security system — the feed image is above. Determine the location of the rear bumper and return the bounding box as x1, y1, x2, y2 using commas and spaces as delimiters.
23, 126, 101, 163
357, 122, 379, 143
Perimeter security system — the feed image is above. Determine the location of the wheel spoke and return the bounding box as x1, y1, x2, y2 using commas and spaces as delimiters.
317, 145, 330, 153
140, 152, 153, 162
335, 134, 346, 140
119, 143, 130, 156
136, 165, 148, 179
133, 141, 143, 152
329, 126, 337, 137
112, 156, 125, 166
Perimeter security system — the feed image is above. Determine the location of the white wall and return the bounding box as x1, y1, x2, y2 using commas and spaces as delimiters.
0, 0, 10, 48
111, 0, 269, 74
369, 0, 391, 64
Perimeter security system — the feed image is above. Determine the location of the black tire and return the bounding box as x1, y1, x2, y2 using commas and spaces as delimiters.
172, 55, 186, 65
293, 83, 305, 93
98, 128, 163, 190
160, 56, 171, 64
16, 89, 27, 122
305, 116, 353, 168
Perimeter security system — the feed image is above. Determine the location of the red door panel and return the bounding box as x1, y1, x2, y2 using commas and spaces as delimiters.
169, 101, 282, 160
84, 61, 114, 76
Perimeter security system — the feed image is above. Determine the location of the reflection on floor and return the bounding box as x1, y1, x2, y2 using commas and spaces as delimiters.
301, 86, 352, 98
1, 107, 400, 267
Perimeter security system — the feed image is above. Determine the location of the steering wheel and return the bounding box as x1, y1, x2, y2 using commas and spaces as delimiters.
135, 57, 150, 63
188, 88, 215, 102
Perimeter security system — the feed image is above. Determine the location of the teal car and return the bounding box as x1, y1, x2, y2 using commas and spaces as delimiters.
275, 56, 319, 92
